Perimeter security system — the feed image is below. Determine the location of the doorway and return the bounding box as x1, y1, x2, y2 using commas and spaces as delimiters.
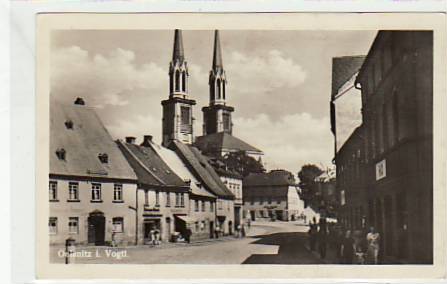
143, 219, 161, 244
88, 211, 105, 246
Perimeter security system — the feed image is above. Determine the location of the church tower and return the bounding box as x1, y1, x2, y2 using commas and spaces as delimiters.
162, 29, 196, 147
202, 30, 235, 135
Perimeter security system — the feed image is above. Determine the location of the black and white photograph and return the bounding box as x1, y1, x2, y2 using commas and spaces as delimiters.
34, 13, 446, 279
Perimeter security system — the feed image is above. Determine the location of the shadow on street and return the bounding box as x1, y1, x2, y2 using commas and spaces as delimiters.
242, 232, 323, 264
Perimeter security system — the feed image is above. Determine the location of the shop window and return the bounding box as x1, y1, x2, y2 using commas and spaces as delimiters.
113, 217, 124, 233
68, 217, 79, 234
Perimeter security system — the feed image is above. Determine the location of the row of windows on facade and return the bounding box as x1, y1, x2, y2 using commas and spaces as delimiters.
55, 148, 109, 164
144, 190, 186, 208
49, 181, 123, 202
48, 217, 124, 235
245, 197, 282, 205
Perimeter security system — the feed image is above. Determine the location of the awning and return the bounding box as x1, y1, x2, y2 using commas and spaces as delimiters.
175, 215, 196, 223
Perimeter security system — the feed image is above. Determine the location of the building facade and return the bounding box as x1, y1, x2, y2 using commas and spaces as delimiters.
243, 170, 304, 221
49, 99, 138, 246
334, 31, 433, 264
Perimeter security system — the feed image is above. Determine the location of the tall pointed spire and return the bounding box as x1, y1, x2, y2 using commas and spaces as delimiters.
172, 29, 184, 62
212, 30, 223, 70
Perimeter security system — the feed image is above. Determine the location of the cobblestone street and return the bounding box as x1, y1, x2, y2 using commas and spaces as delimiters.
50, 221, 327, 264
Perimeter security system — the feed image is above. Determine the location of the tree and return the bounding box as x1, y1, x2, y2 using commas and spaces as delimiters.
297, 164, 324, 208
221, 151, 265, 177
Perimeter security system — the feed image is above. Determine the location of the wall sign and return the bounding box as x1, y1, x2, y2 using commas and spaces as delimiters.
376, 159, 387, 180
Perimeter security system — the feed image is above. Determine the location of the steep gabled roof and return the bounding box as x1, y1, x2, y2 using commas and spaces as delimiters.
50, 101, 136, 181
148, 141, 216, 198
195, 132, 263, 154
117, 140, 187, 189
171, 141, 234, 199
331, 56, 365, 99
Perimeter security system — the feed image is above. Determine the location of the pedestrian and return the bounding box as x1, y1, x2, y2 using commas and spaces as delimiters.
247, 218, 251, 228
236, 225, 241, 238
111, 231, 117, 247
241, 224, 246, 237
340, 230, 355, 264
214, 226, 220, 239
149, 228, 155, 246
308, 219, 318, 251
318, 217, 328, 259
154, 229, 160, 245
185, 227, 192, 244
366, 226, 380, 264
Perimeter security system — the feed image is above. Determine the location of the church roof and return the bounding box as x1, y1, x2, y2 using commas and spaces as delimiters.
331, 55, 365, 98
212, 30, 223, 70
194, 132, 263, 155
172, 29, 185, 62
171, 141, 235, 199
50, 100, 137, 181
117, 140, 187, 189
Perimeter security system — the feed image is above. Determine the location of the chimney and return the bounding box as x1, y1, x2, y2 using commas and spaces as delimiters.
141, 135, 153, 146
125, 136, 136, 144
74, 97, 85, 105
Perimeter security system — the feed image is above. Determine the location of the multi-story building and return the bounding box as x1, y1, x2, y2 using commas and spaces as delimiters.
118, 135, 221, 243
333, 31, 433, 263
49, 98, 138, 246
243, 170, 304, 221
171, 141, 236, 235
355, 31, 433, 264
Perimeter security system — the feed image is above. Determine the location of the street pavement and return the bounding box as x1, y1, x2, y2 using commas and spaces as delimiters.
50, 221, 327, 264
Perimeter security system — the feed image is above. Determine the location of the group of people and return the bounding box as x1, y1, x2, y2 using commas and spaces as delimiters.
147, 228, 162, 245
308, 217, 381, 264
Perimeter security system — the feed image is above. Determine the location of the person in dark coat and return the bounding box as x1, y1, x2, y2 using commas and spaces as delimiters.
318, 217, 328, 259
185, 227, 192, 244
341, 230, 355, 264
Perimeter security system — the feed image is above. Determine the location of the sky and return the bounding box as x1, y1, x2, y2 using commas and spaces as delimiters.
51, 30, 377, 175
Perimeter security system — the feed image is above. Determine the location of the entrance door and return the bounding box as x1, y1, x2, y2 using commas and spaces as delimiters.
209, 221, 214, 238
228, 221, 233, 235
88, 211, 105, 246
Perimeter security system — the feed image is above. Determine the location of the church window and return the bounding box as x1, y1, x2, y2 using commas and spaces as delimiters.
175, 70, 180, 92
182, 71, 186, 92
216, 79, 221, 99
223, 80, 226, 100
223, 113, 231, 132
180, 106, 191, 133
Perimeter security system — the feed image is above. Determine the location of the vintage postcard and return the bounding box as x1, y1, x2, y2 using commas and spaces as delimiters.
35, 13, 446, 279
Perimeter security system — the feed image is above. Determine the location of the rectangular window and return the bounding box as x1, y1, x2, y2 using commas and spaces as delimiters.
195, 222, 199, 232
195, 200, 199, 212
114, 184, 123, 201
166, 192, 171, 207
49, 217, 57, 235
49, 181, 58, 201
218, 200, 223, 210
68, 182, 79, 201
180, 193, 185, 207
223, 113, 231, 132
175, 193, 180, 207
91, 183, 102, 201
112, 217, 124, 233
210, 201, 214, 212
202, 201, 206, 212
201, 221, 206, 232
68, 217, 79, 234
155, 191, 160, 207
144, 190, 149, 206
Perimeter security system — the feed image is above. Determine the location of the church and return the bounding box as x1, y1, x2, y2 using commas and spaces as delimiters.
161, 29, 264, 160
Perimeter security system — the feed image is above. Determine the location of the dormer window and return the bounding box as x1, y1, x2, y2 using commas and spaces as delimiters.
98, 153, 108, 164
56, 148, 66, 160
65, 120, 73, 129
